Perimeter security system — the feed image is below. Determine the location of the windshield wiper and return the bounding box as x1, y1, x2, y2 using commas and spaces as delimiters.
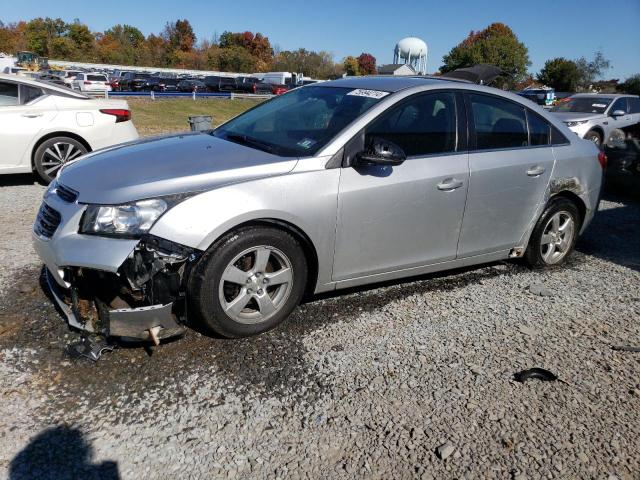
224, 134, 276, 154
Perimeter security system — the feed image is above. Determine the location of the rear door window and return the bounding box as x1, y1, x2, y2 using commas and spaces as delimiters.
526, 110, 550, 146
0, 81, 19, 106
468, 93, 528, 150
20, 84, 44, 104
365, 91, 458, 156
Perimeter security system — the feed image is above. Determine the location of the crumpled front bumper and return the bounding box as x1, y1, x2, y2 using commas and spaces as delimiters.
32, 190, 195, 342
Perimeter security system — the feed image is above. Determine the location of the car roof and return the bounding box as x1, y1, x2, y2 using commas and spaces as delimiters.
0, 73, 89, 99
315, 76, 463, 92
570, 93, 637, 99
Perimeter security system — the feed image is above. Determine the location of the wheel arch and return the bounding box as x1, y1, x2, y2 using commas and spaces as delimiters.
584, 125, 604, 142
203, 218, 320, 300
31, 131, 92, 169
549, 190, 587, 227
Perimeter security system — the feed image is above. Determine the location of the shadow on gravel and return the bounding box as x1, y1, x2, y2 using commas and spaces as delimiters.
0, 173, 42, 188
576, 192, 640, 272
9, 426, 119, 480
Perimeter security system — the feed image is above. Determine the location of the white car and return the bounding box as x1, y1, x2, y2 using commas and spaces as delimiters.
0, 74, 138, 183
72, 73, 112, 93
62, 70, 83, 87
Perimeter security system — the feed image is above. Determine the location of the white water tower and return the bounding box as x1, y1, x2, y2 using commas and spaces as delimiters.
393, 37, 428, 74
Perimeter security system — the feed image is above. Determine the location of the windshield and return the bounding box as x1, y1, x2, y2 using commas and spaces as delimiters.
551, 97, 612, 114
213, 86, 387, 156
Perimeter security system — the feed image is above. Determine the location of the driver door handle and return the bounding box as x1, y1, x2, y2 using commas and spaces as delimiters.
527, 166, 545, 177
21, 112, 43, 118
437, 178, 464, 191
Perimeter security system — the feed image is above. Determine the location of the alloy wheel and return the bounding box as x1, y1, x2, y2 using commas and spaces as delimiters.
40, 142, 84, 178
539, 211, 575, 264
218, 246, 294, 324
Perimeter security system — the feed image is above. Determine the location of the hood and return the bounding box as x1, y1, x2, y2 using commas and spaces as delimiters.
550, 112, 605, 123
58, 132, 298, 204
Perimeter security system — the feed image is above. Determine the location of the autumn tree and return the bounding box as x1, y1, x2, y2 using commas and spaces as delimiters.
24, 17, 67, 56
357, 53, 376, 75
441, 23, 530, 87
272, 49, 341, 78
0, 21, 27, 53
537, 58, 581, 92
164, 19, 196, 53
343, 56, 359, 76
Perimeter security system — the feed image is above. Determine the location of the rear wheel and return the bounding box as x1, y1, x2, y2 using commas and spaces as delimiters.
34, 137, 87, 184
188, 226, 308, 338
525, 198, 581, 268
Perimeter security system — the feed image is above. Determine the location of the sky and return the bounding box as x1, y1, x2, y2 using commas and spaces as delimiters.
3, 0, 640, 79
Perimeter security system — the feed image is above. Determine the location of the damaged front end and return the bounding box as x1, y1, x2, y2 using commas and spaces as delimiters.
47, 235, 200, 344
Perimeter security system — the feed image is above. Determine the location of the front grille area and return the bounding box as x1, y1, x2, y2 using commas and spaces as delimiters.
34, 203, 62, 239
56, 184, 79, 203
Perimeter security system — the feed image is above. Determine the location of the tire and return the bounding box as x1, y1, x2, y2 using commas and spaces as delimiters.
585, 129, 603, 147
524, 197, 581, 268
188, 226, 308, 338
34, 136, 88, 184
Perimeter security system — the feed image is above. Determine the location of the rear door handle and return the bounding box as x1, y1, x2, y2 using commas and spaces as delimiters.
21, 113, 43, 118
437, 178, 464, 191
527, 166, 545, 177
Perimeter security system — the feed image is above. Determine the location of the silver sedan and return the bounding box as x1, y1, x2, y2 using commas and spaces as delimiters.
33, 76, 604, 342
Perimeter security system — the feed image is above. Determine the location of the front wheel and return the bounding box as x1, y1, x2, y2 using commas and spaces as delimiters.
33, 137, 88, 184
585, 129, 603, 147
188, 226, 308, 338
524, 198, 581, 268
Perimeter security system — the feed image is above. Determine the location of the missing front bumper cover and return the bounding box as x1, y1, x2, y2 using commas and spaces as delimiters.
47, 269, 184, 340
45, 235, 198, 342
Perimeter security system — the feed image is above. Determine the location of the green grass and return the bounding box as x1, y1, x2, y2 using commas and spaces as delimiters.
127, 98, 262, 137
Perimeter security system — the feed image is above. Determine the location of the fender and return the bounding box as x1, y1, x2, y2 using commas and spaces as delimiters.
150, 167, 341, 293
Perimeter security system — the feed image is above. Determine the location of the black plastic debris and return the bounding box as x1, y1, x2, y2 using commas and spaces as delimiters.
513, 368, 558, 383
612, 345, 640, 353
66, 336, 115, 362
441, 64, 502, 85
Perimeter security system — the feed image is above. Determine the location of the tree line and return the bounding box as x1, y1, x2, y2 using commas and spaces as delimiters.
0, 18, 377, 79
0, 18, 637, 93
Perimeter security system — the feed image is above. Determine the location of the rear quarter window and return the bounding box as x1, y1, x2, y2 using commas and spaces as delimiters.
0, 81, 19, 106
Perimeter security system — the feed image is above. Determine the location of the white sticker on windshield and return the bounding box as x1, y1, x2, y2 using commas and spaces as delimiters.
592, 103, 607, 108
347, 89, 390, 99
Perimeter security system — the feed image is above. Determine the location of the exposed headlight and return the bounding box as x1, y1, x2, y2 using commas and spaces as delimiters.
80, 196, 183, 237
565, 120, 589, 127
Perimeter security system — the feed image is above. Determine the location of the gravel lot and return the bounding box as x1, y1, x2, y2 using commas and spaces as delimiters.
0, 173, 638, 479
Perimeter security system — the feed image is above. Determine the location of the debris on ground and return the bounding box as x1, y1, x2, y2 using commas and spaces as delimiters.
66, 336, 115, 362
436, 442, 456, 460
513, 368, 558, 383
611, 345, 640, 353
528, 283, 554, 297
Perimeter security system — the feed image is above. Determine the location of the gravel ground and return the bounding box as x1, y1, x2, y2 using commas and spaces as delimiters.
0, 174, 638, 479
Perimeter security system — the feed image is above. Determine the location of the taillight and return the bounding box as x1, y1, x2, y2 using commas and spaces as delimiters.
252, 83, 256, 93
597, 151, 607, 169
100, 109, 131, 123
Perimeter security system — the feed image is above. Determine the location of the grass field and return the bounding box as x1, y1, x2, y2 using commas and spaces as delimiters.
127, 98, 263, 137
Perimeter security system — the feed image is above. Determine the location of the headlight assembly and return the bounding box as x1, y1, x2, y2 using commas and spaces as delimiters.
565, 120, 589, 127
80, 195, 186, 237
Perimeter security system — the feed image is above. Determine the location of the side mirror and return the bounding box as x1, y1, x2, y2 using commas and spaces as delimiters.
611, 109, 626, 117
355, 137, 406, 166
